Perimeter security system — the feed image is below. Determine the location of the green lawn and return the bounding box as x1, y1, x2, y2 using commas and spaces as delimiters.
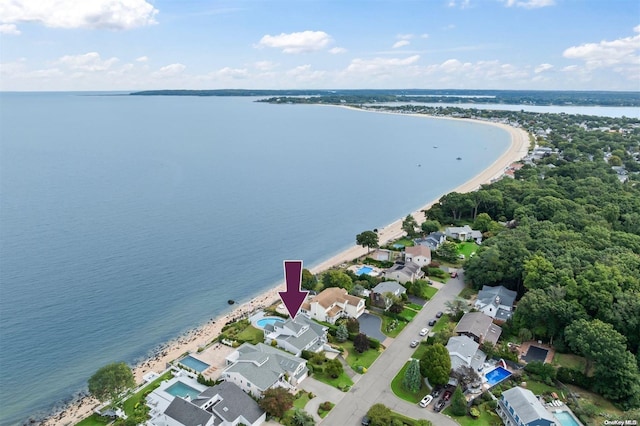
75, 414, 112, 426
318, 401, 335, 418
313, 370, 353, 391
393, 238, 415, 247
411, 342, 430, 360
122, 370, 173, 417
524, 380, 561, 396
390, 361, 431, 403
381, 315, 408, 338
293, 392, 311, 410
444, 402, 500, 426
458, 287, 477, 300
457, 242, 479, 258
235, 325, 264, 344
431, 314, 451, 332
399, 307, 418, 321
553, 352, 587, 372
422, 286, 438, 299
342, 340, 381, 371
407, 303, 423, 311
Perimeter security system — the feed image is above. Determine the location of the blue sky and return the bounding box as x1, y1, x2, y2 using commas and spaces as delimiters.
0, 0, 638, 91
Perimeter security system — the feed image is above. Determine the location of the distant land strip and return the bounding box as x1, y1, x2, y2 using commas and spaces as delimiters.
129, 89, 640, 107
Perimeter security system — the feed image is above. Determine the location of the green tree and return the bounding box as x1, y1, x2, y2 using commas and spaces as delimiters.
419, 343, 451, 386
259, 387, 295, 418
322, 270, 353, 292
356, 230, 379, 253
367, 403, 392, 426
444, 298, 467, 318
336, 323, 349, 342
346, 318, 360, 334
608, 155, 623, 166
325, 358, 343, 378
421, 220, 440, 235
449, 386, 467, 416
472, 212, 492, 233
402, 359, 422, 393
402, 214, 419, 237
301, 268, 317, 291
354, 333, 369, 353
291, 409, 315, 426
88, 362, 135, 404
435, 241, 458, 262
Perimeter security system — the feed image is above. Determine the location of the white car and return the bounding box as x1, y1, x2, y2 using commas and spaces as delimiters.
419, 395, 434, 407
419, 328, 429, 336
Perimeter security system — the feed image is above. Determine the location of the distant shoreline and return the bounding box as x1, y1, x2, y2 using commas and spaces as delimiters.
38, 107, 530, 426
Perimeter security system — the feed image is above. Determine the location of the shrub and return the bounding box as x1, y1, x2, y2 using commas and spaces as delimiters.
470, 407, 480, 418
369, 338, 381, 350
524, 361, 557, 382
320, 401, 332, 411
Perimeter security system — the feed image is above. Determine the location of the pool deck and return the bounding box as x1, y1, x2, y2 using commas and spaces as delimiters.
347, 264, 382, 277
546, 403, 584, 426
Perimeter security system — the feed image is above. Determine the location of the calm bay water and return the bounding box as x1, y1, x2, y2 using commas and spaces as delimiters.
0, 93, 510, 425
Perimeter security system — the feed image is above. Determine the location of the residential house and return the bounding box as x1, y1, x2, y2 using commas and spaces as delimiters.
455, 312, 502, 346
300, 287, 365, 324
404, 245, 432, 267
370, 280, 406, 309
383, 261, 424, 284
415, 231, 446, 251
446, 335, 487, 372
222, 343, 308, 397
147, 377, 266, 426
474, 285, 517, 323
497, 386, 557, 426
263, 316, 333, 357
445, 225, 483, 244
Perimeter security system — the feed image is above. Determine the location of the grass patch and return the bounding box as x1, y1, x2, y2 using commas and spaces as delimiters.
411, 341, 430, 360
459, 287, 477, 299
444, 402, 499, 426
399, 308, 418, 321
553, 353, 587, 372
75, 414, 112, 426
235, 325, 264, 345
566, 384, 626, 425
313, 370, 353, 391
293, 392, 310, 410
457, 242, 479, 258
431, 314, 451, 332
381, 315, 408, 338
524, 379, 561, 396
391, 361, 431, 403
342, 340, 380, 371
422, 286, 438, 299
120, 370, 174, 420
393, 238, 415, 247
407, 303, 423, 311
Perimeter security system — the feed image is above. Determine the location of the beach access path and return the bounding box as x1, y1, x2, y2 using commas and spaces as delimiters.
40, 112, 529, 426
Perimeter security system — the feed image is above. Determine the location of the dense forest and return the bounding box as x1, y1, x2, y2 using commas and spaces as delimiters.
420, 111, 640, 409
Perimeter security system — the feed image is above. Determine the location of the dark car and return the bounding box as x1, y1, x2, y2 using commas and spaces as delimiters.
443, 390, 452, 401
431, 387, 442, 398
428, 319, 436, 326
361, 416, 371, 425
436, 311, 443, 318
434, 399, 446, 412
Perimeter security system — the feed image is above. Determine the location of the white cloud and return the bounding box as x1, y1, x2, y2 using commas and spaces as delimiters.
285, 64, 326, 83
635, 25, 640, 33
328, 47, 347, 54
448, 0, 472, 9
397, 34, 414, 40
215, 67, 249, 79
0, 23, 20, 35
504, 0, 555, 9
534, 63, 554, 73
420, 33, 429, 39
346, 55, 420, 75
56, 52, 119, 71
153, 63, 186, 77
0, 0, 158, 31
563, 30, 640, 69
256, 31, 332, 53
392, 40, 410, 49
254, 61, 277, 71
135, 56, 149, 62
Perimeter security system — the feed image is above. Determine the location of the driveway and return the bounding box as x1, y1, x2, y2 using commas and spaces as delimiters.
299, 377, 349, 423
358, 313, 386, 342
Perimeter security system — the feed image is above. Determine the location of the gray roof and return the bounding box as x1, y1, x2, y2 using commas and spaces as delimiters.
447, 335, 486, 371
386, 261, 421, 275
495, 308, 513, 321
210, 381, 265, 424
224, 343, 305, 391
164, 396, 211, 426
476, 285, 517, 309
501, 386, 556, 425
372, 281, 406, 295
455, 312, 502, 345
273, 316, 326, 353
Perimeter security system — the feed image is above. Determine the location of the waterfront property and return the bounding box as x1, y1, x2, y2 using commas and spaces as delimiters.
222, 342, 308, 397
178, 355, 211, 373
383, 261, 424, 284
414, 231, 446, 251
455, 312, 502, 346
445, 225, 483, 244
263, 315, 335, 357
474, 285, 517, 323
403, 245, 432, 267
300, 287, 365, 324
497, 386, 556, 426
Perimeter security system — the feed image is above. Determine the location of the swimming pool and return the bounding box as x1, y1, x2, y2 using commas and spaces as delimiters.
255, 317, 285, 329
166, 381, 202, 400
554, 411, 581, 426
485, 366, 511, 386
356, 266, 373, 276
179, 355, 210, 372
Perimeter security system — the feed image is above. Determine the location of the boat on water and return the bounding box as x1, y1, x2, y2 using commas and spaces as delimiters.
433, 145, 438, 148
456, 157, 462, 160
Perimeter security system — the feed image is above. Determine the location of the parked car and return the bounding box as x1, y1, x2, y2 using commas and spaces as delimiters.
443, 390, 453, 401
410, 340, 419, 348
450, 271, 458, 278
428, 319, 436, 326
419, 328, 429, 336
434, 399, 446, 412
361, 416, 371, 425
436, 311, 443, 318
431, 387, 442, 398
419, 395, 434, 408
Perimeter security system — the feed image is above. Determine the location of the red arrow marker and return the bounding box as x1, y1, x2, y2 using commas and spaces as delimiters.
279, 260, 309, 319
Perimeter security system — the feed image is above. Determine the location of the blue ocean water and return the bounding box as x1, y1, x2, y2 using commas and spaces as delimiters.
0, 93, 510, 425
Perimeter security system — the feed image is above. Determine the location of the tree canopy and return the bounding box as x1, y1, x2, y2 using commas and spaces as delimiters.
419, 343, 451, 386
259, 387, 295, 418
87, 362, 135, 403
356, 230, 379, 253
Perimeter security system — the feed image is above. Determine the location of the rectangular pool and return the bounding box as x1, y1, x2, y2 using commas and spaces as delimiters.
179, 355, 210, 372
485, 366, 511, 386
554, 411, 581, 426
166, 381, 202, 400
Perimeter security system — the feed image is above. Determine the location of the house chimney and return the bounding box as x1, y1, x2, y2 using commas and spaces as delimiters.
479, 333, 484, 344
495, 296, 501, 305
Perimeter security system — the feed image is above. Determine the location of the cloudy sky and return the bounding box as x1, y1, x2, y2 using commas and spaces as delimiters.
0, 0, 638, 91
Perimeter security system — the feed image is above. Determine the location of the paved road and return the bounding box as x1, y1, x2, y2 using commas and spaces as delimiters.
322, 273, 466, 425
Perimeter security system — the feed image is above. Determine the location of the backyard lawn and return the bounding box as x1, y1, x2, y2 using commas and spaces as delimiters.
235, 325, 264, 345
75, 414, 111, 426
444, 402, 500, 426
553, 352, 587, 372
391, 361, 431, 403
342, 340, 380, 371
393, 238, 415, 247
122, 370, 173, 417
457, 242, 479, 258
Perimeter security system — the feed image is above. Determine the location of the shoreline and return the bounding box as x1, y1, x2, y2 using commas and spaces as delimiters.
38, 109, 530, 426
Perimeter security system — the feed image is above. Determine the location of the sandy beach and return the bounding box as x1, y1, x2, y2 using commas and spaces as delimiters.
39, 110, 529, 426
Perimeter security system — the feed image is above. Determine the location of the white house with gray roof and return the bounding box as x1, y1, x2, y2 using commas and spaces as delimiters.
415, 231, 446, 251
446, 335, 487, 372
455, 312, 503, 346
404, 245, 432, 267
474, 285, 517, 323
497, 386, 557, 426
445, 225, 483, 244
222, 343, 307, 397
383, 261, 423, 284
263, 316, 333, 357
370, 280, 406, 309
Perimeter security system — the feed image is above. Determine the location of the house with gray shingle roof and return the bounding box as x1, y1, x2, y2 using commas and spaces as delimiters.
263, 316, 333, 357
404, 245, 432, 267
370, 280, 406, 309
446, 335, 487, 372
474, 285, 517, 323
455, 312, 502, 346
222, 343, 307, 397
497, 386, 557, 426
445, 225, 483, 244
415, 231, 446, 251
383, 261, 423, 284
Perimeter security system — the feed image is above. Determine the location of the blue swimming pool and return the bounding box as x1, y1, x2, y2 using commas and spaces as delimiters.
485, 366, 511, 386
554, 411, 581, 426
356, 266, 373, 276
256, 317, 285, 328
179, 355, 210, 372
166, 381, 202, 400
